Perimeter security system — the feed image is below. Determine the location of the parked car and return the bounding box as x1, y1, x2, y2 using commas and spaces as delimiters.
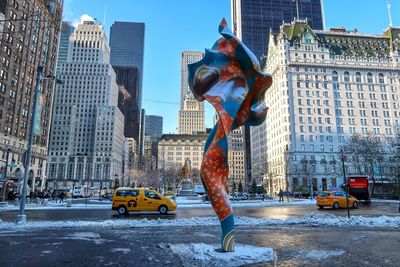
99, 192, 113, 201
316, 191, 359, 209
72, 186, 91, 198
112, 187, 176, 215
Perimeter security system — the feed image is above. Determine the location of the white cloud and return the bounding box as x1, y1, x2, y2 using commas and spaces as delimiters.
72, 14, 94, 27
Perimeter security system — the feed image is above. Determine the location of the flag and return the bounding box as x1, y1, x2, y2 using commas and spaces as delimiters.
33, 93, 46, 135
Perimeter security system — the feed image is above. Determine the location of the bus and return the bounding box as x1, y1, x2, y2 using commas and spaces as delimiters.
347, 176, 370, 203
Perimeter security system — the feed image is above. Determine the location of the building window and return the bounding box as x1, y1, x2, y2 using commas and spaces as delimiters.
332, 71, 338, 82
356, 72, 361, 83
378, 73, 384, 84
367, 73, 373, 84
344, 71, 350, 82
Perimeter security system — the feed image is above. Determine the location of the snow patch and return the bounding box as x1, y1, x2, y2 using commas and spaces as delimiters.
110, 248, 131, 254
62, 232, 106, 245
299, 249, 345, 260
169, 243, 274, 267
0, 214, 399, 232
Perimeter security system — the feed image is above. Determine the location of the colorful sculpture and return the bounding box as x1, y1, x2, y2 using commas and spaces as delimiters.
188, 18, 272, 252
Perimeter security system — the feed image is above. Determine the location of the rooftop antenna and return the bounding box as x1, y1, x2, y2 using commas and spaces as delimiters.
294, 0, 299, 21
103, 0, 107, 26
388, 0, 393, 27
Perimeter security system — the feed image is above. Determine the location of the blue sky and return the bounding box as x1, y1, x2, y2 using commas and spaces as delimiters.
63, 0, 400, 134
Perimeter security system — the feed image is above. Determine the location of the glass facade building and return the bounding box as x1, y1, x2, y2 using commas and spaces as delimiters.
110, 21, 145, 165
110, 21, 145, 104
56, 21, 75, 74
232, 0, 324, 61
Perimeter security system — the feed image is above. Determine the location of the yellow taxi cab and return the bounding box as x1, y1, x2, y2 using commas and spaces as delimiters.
316, 190, 359, 209
112, 187, 176, 215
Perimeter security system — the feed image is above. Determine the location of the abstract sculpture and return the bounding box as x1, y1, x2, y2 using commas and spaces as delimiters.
188, 18, 272, 252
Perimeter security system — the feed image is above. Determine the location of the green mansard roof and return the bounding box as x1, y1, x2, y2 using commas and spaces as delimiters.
277, 20, 400, 58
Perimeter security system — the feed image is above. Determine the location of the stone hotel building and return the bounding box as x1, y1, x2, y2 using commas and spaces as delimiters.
252, 20, 400, 195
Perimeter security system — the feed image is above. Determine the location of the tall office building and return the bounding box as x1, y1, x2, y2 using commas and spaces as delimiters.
114, 66, 140, 140
110, 22, 145, 165
56, 21, 74, 74
228, 129, 245, 190
139, 108, 146, 169
47, 21, 125, 190
145, 115, 163, 141
231, 0, 324, 61
252, 20, 400, 195
178, 51, 205, 135
0, 0, 63, 198
145, 115, 163, 168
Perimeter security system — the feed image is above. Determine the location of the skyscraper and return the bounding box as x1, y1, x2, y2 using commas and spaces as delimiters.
0, 0, 63, 198
231, 0, 324, 61
145, 115, 163, 142
47, 21, 125, 190
145, 115, 163, 167
178, 51, 205, 135
56, 21, 75, 74
110, 21, 145, 107
114, 66, 140, 140
110, 21, 145, 167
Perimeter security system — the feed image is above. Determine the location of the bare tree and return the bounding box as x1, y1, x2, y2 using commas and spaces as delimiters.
344, 133, 384, 196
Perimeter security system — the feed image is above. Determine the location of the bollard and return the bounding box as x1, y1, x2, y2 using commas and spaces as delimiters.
42, 198, 48, 206
66, 199, 72, 207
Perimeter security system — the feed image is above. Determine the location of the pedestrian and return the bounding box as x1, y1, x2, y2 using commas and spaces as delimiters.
59, 191, 65, 203
278, 189, 284, 202
285, 189, 290, 202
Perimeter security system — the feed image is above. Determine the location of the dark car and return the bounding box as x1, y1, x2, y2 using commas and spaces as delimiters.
99, 192, 113, 201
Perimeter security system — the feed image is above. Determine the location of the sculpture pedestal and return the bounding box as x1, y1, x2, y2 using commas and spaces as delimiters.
177, 179, 198, 199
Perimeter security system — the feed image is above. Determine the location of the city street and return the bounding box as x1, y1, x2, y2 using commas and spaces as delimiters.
0, 200, 399, 222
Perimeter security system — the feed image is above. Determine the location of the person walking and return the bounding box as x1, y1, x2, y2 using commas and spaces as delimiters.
278, 189, 284, 202
285, 189, 290, 202
59, 191, 65, 203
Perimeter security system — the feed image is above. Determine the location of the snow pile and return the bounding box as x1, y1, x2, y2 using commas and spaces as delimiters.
0, 214, 399, 231
169, 243, 274, 267
62, 232, 106, 245
297, 249, 345, 260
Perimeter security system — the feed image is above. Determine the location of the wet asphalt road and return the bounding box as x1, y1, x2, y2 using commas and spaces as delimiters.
0, 201, 398, 222
0, 225, 399, 266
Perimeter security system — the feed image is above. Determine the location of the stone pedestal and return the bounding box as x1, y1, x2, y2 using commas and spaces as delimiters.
177, 179, 197, 198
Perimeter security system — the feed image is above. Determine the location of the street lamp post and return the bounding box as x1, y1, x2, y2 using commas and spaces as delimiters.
16, 66, 62, 223
16, 66, 44, 223
340, 148, 350, 218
